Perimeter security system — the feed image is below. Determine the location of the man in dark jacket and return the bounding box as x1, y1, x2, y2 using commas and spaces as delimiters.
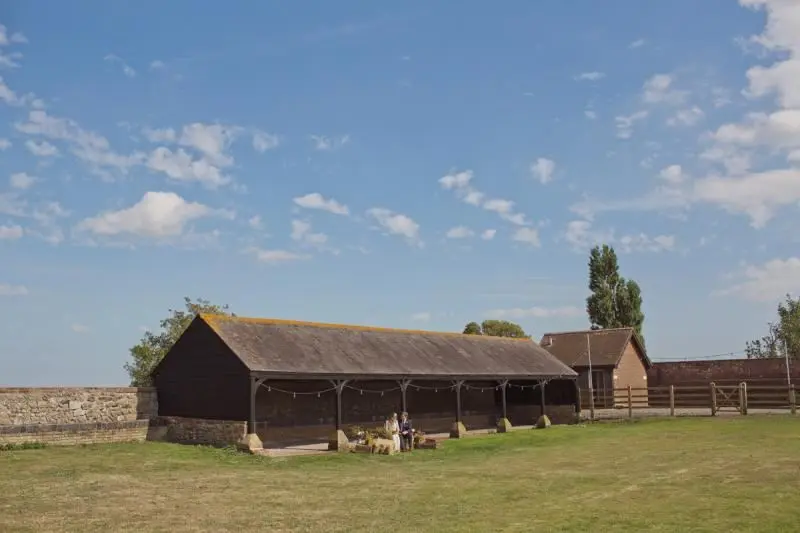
399, 411, 413, 451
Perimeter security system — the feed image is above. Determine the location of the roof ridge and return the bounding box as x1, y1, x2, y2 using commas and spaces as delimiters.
540, 327, 633, 337
198, 313, 533, 342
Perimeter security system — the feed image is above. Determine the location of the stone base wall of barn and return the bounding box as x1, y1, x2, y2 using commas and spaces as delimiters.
150, 416, 248, 447
0, 387, 158, 446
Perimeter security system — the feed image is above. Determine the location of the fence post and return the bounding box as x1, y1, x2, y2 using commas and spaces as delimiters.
790, 384, 796, 415
710, 382, 717, 416
669, 385, 675, 417
589, 387, 595, 421
627, 385, 633, 418
739, 382, 748, 415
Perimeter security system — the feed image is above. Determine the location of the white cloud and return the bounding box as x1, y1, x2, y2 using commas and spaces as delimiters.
563, 219, 675, 253
615, 111, 648, 139
310, 134, 350, 151
585, 110, 598, 120
76, 191, 227, 238
0, 76, 23, 106
512, 227, 540, 246
0, 224, 23, 240
178, 123, 238, 166
247, 247, 307, 265
530, 157, 556, 184
658, 164, 686, 185
293, 192, 350, 215
142, 127, 176, 143
149, 60, 165, 70
25, 139, 59, 157
445, 225, 474, 239
70, 323, 90, 334
719, 257, 800, 302
481, 229, 496, 240
629, 39, 646, 49
146, 147, 229, 188
667, 106, 705, 127
0, 25, 28, 45
411, 312, 431, 322
642, 73, 687, 105
575, 71, 605, 81
291, 219, 328, 245
439, 170, 531, 226
248, 215, 263, 229
9, 172, 36, 190
16, 110, 143, 177
484, 306, 584, 319
252, 130, 279, 152
0, 283, 28, 296
0, 138, 10, 150
366, 207, 421, 246
104, 54, 136, 78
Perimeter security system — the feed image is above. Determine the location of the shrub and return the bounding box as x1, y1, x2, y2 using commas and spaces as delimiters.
0, 441, 47, 452
344, 425, 365, 441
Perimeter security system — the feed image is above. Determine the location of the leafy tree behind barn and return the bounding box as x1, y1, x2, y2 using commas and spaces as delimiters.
746, 294, 800, 360
462, 320, 530, 338
125, 297, 234, 386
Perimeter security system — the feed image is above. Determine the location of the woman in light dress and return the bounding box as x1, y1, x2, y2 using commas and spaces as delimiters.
384, 412, 401, 451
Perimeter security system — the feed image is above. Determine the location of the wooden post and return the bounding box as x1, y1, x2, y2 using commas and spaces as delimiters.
248, 376, 258, 434
455, 381, 463, 423
627, 385, 633, 418
398, 379, 411, 414
589, 387, 595, 420
790, 384, 796, 415
739, 382, 748, 415
710, 382, 717, 416
574, 380, 582, 416
669, 385, 675, 417
539, 380, 546, 417
333, 380, 348, 430
500, 380, 509, 420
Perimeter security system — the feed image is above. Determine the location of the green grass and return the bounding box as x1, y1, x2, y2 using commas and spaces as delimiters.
2, 417, 800, 532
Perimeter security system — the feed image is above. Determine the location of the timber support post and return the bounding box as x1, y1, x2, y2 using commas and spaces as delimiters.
790, 384, 797, 416
589, 386, 595, 421
627, 385, 633, 419
450, 380, 467, 438
328, 380, 350, 452
739, 382, 748, 415
535, 380, 551, 429
239, 375, 264, 453
497, 379, 511, 433
710, 382, 717, 416
574, 379, 582, 421
669, 385, 675, 417
398, 379, 412, 414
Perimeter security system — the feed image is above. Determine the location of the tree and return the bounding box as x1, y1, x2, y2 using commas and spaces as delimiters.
462, 320, 530, 338
746, 294, 800, 360
125, 297, 234, 386
586, 244, 645, 344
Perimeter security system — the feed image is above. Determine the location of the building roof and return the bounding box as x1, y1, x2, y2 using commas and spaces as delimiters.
538, 327, 651, 369
193, 314, 577, 380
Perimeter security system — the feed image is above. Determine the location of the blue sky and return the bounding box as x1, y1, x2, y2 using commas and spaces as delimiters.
2, 1, 800, 386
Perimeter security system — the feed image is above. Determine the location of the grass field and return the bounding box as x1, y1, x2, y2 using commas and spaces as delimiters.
1, 417, 799, 532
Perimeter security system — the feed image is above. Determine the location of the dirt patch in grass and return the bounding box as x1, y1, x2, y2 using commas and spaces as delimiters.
2, 417, 800, 532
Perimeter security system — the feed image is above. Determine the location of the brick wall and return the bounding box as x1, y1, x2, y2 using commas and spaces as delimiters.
647, 359, 800, 386
0, 387, 157, 446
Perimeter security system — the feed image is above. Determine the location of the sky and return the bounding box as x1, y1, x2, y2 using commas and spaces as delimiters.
1, 0, 799, 386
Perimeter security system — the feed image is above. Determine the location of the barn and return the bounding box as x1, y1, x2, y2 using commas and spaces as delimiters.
153, 314, 579, 451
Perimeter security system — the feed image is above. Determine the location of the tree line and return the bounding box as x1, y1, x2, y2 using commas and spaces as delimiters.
125, 244, 797, 386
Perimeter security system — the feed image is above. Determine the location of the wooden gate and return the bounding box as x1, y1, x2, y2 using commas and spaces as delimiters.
713, 384, 742, 414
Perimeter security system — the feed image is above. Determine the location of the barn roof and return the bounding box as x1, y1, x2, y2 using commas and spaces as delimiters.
538, 328, 651, 369
196, 314, 577, 380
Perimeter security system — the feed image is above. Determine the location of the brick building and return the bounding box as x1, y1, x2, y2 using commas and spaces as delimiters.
153, 314, 579, 451
539, 328, 651, 408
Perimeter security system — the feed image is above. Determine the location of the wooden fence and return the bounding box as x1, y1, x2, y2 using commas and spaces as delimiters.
578, 382, 797, 419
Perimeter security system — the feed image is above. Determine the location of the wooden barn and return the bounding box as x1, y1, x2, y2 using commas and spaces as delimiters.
153, 314, 579, 451
540, 328, 651, 408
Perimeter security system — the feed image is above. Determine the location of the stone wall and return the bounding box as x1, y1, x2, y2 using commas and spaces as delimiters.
0, 387, 157, 446
647, 359, 800, 386
152, 416, 247, 447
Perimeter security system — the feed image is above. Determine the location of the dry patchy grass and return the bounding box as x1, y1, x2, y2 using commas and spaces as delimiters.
1, 416, 800, 532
